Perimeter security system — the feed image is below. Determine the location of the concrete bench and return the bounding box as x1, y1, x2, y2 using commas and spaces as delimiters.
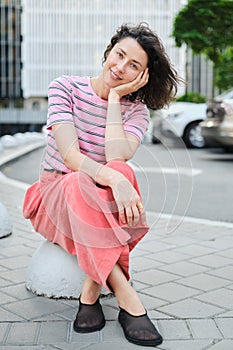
25, 239, 110, 299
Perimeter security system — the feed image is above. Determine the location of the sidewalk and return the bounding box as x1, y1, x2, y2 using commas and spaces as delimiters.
0, 144, 233, 350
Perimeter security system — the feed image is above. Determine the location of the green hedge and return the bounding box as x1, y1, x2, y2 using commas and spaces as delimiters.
176, 92, 206, 103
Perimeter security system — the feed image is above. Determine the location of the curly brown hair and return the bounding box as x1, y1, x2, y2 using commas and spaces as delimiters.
103, 23, 183, 109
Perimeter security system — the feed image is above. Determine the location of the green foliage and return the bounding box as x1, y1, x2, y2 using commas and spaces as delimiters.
215, 47, 233, 91
176, 92, 206, 103
172, 0, 233, 62
172, 0, 233, 95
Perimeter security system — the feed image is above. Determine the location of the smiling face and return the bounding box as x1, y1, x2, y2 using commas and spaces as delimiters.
102, 37, 148, 89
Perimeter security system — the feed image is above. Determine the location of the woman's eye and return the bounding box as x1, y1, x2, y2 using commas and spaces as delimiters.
117, 52, 123, 57
130, 63, 138, 70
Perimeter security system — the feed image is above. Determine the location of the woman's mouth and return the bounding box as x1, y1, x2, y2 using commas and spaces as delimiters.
110, 70, 122, 80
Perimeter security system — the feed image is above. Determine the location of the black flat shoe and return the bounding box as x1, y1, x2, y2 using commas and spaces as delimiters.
118, 307, 163, 347
73, 298, 105, 333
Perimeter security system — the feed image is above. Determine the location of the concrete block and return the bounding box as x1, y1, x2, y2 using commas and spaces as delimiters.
0, 202, 12, 238
25, 240, 110, 299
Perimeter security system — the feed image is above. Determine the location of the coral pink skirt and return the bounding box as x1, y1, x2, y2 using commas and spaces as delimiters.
23, 161, 149, 291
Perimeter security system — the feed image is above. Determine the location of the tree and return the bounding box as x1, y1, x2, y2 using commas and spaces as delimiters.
172, 0, 233, 97
215, 47, 233, 91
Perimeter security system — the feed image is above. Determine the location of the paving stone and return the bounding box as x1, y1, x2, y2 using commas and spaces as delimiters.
0, 246, 34, 258
206, 340, 233, 349
188, 319, 222, 339
217, 248, 233, 259
0, 305, 23, 322
139, 240, 176, 253
101, 320, 123, 341
196, 288, 233, 309
133, 280, 150, 291
209, 265, 233, 281
157, 298, 224, 319
174, 244, 216, 257
160, 236, 197, 247
0, 277, 12, 288
134, 269, 178, 286
199, 238, 233, 250
0, 323, 9, 343
131, 256, 163, 272
3, 297, 70, 321
178, 273, 231, 291
5, 322, 39, 345
0, 256, 31, 269
215, 318, 233, 338
161, 339, 216, 350
142, 282, 200, 302
190, 254, 233, 268
0, 291, 17, 305
215, 310, 233, 317
158, 319, 191, 339
1, 283, 36, 300
158, 261, 209, 277
148, 250, 189, 264
138, 291, 167, 309
0, 268, 27, 284
0, 347, 55, 350
38, 321, 68, 343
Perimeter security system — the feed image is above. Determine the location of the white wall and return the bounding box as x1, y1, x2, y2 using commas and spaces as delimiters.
21, 0, 186, 98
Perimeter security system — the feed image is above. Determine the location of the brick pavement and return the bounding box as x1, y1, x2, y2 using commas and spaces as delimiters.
0, 145, 233, 349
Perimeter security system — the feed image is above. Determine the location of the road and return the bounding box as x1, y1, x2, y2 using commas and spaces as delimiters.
1, 143, 233, 223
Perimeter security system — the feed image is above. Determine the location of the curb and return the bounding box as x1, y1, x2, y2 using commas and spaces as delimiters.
0, 140, 46, 167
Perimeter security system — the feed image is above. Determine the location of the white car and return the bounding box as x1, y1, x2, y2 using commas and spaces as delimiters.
150, 102, 207, 148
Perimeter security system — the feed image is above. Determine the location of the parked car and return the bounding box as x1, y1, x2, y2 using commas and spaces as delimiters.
150, 102, 206, 148
201, 89, 233, 150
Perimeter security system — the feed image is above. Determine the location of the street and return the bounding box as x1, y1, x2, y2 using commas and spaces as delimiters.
1, 143, 233, 223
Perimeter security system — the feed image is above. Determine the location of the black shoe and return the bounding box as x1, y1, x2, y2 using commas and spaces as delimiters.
118, 307, 163, 347
73, 298, 106, 333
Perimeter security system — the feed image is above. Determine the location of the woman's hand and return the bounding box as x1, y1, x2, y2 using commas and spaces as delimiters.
109, 68, 149, 100
110, 175, 144, 226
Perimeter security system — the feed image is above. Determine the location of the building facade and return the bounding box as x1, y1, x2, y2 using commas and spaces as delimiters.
0, 0, 22, 106
0, 0, 213, 134
21, 0, 186, 107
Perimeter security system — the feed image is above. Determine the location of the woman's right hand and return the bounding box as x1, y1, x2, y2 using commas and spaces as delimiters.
110, 175, 144, 227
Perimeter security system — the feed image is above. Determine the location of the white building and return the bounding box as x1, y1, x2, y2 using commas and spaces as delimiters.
21, 0, 186, 108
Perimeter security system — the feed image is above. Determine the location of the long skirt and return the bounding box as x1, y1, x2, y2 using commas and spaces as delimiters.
23, 160, 149, 291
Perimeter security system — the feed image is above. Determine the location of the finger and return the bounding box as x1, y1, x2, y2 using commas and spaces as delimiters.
137, 202, 144, 213
125, 206, 133, 226
131, 204, 140, 226
118, 206, 127, 224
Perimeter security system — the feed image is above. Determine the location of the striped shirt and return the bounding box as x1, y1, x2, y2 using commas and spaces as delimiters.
42, 75, 150, 172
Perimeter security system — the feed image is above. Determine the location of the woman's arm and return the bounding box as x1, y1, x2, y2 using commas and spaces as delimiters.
105, 69, 149, 162
52, 123, 144, 226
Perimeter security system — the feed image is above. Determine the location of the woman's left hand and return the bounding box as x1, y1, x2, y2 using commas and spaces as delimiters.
110, 68, 149, 99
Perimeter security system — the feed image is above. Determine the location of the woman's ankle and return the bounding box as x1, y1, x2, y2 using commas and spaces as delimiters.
80, 278, 101, 304
116, 290, 146, 316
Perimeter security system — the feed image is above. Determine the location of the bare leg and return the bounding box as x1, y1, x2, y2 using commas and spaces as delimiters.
80, 276, 102, 304
108, 263, 145, 316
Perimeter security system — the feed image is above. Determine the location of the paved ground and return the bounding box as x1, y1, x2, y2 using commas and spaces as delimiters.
0, 143, 233, 349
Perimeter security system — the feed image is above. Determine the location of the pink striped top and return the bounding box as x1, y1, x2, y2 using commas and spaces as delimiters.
42, 75, 150, 172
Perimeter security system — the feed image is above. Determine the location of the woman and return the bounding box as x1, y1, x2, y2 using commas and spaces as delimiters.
23, 23, 181, 347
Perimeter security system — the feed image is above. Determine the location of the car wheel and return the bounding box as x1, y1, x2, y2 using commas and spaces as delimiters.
183, 121, 205, 148
152, 135, 160, 144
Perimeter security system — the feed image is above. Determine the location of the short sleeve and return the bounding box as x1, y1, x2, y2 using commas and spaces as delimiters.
46, 76, 74, 129
123, 102, 150, 142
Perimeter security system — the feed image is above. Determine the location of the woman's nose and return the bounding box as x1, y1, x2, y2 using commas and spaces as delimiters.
117, 61, 126, 73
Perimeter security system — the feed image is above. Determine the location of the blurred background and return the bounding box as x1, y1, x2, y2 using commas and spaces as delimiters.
1, 0, 233, 152
1, 0, 216, 137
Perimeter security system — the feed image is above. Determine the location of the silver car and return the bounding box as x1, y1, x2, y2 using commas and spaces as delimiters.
201, 89, 233, 150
